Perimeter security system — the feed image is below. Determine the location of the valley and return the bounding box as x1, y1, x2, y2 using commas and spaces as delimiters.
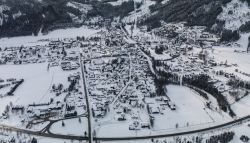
0, 0, 250, 143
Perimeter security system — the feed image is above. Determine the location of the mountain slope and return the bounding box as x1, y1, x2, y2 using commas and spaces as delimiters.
1, 0, 250, 39
0, 0, 137, 38
141, 0, 232, 30
0, 0, 92, 37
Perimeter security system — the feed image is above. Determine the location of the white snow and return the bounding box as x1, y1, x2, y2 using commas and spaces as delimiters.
122, 0, 155, 23
50, 117, 88, 136
153, 85, 229, 130
218, 0, 250, 31
237, 32, 250, 50
108, 0, 130, 6
231, 92, 250, 117
12, 11, 22, 20
0, 63, 50, 114
0, 63, 79, 114
95, 84, 230, 137
0, 26, 99, 47
0, 5, 10, 26
66, 2, 92, 14
212, 46, 250, 79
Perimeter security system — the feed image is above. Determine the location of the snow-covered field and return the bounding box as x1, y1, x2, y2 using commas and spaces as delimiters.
50, 117, 88, 136
0, 64, 81, 128
0, 63, 51, 114
231, 92, 250, 117
153, 85, 230, 130
212, 46, 250, 80
104, 122, 250, 143
35, 137, 86, 143
237, 32, 250, 50
0, 63, 78, 113
0, 26, 99, 47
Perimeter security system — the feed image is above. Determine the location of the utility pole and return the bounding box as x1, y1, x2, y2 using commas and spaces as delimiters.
247, 36, 250, 53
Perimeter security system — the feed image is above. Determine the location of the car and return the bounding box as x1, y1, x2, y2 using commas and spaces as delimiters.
129, 125, 140, 130
141, 122, 150, 129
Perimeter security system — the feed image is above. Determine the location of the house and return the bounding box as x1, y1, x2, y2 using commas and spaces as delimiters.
117, 114, 126, 121
141, 122, 150, 129
129, 121, 140, 130
148, 103, 160, 114
65, 110, 77, 118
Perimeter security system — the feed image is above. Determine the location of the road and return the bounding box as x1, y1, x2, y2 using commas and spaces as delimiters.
0, 114, 250, 141
0, 28, 249, 142
95, 114, 250, 141
40, 113, 88, 134
111, 54, 132, 106
80, 54, 93, 143
120, 23, 157, 76
0, 124, 87, 140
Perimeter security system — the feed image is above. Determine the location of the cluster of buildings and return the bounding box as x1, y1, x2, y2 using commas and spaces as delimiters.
82, 34, 130, 117
0, 45, 46, 65
0, 38, 81, 72
25, 72, 85, 121
0, 39, 87, 130
134, 22, 250, 109
80, 26, 179, 131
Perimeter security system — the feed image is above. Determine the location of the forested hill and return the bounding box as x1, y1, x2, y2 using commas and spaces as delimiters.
1, 0, 250, 38
0, 0, 135, 38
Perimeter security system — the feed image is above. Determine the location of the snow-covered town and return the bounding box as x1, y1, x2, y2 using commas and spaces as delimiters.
0, 0, 250, 142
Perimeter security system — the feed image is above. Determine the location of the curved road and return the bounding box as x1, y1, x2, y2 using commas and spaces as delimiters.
0, 114, 250, 141
95, 115, 250, 141
0, 29, 249, 142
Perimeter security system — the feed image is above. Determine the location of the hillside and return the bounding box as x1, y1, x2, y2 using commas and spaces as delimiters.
1, 0, 250, 39
0, 0, 135, 37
